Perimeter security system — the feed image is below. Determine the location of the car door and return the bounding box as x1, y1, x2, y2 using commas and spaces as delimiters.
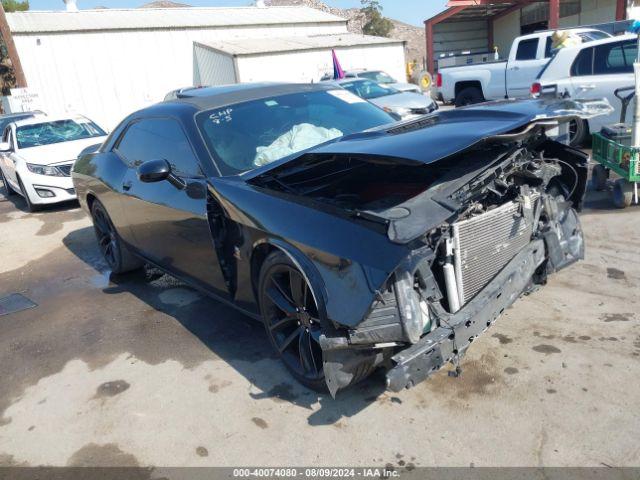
507, 36, 549, 98
114, 117, 230, 298
569, 40, 636, 130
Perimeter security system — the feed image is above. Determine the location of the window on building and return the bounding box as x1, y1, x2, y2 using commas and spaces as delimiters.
516, 38, 539, 61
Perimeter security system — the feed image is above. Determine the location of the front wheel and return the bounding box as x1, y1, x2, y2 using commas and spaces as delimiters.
90, 199, 143, 274
258, 251, 326, 391
1, 169, 16, 196
17, 176, 39, 213
569, 119, 589, 147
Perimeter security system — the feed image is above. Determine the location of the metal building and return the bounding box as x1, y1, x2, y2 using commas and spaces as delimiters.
193, 34, 406, 86
424, 0, 631, 74
5, 6, 348, 128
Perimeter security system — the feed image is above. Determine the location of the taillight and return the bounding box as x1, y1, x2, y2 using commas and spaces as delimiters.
436, 73, 442, 88
530, 82, 541, 98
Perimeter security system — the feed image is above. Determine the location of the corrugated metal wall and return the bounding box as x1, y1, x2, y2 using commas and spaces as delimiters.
193, 46, 237, 86
433, 20, 489, 60
230, 44, 406, 85
13, 22, 346, 129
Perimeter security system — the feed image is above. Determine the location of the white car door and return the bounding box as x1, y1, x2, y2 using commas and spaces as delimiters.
568, 39, 636, 131
506, 36, 550, 98
3, 128, 20, 187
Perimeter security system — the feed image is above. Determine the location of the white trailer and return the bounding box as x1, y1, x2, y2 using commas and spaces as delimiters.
193, 34, 406, 87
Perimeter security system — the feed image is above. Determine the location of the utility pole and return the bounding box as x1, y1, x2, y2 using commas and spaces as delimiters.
0, 3, 27, 88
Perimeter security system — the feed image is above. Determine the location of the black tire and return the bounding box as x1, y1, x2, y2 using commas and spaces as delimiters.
591, 164, 608, 191
90, 199, 143, 274
258, 251, 327, 392
454, 86, 484, 107
0, 168, 16, 196
17, 176, 39, 212
612, 179, 634, 209
569, 119, 589, 147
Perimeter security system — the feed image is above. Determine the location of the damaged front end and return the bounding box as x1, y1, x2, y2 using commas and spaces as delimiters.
319, 121, 594, 396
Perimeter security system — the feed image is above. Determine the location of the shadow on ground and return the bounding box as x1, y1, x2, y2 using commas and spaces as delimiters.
61, 227, 386, 425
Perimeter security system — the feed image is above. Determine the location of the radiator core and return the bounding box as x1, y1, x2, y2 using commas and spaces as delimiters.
451, 199, 534, 306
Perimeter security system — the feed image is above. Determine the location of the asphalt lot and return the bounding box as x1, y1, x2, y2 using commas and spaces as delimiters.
0, 174, 638, 468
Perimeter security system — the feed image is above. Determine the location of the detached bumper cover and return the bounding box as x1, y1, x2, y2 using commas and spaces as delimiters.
386, 239, 546, 392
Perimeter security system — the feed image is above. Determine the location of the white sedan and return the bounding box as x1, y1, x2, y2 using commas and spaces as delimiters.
0, 115, 108, 211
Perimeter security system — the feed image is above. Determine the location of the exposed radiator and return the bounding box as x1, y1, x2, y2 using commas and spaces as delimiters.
451, 198, 535, 306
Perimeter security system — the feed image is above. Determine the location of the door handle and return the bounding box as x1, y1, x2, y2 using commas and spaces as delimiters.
579, 84, 596, 90
122, 181, 132, 191
510, 66, 520, 71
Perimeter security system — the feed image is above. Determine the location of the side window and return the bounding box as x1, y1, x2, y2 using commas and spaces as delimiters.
571, 47, 594, 76
593, 40, 636, 75
2, 127, 10, 143
544, 36, 553, 58
115, 118, 202, 177
515, 38, 539, 61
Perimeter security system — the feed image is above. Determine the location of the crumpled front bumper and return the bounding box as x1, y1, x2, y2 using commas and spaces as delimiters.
386, 239, 546, 392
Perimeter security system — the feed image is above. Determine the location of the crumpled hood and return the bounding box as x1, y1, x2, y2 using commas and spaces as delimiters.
245, 98, 611, 180
17, 137, 107, 165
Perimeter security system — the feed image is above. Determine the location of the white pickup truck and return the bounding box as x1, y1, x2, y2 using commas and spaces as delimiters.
437, 28, 610, 107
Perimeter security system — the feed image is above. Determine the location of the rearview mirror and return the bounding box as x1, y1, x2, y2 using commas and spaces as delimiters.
137, 159, 170, 183
0, 142, 12, 152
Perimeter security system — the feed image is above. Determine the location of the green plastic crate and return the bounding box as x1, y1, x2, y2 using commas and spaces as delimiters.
592, 132, 640, 182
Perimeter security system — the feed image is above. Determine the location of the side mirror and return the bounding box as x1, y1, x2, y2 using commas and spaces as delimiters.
137, 159, 171, 183
0, 142, 12, 152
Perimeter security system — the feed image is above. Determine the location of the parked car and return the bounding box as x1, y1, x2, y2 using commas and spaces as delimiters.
333, 78, 437, 119
322, 69, 422, 94
437, 28, 610, 107
532, 33, 637, 145
72, 83, 592, 396
0, 115, 108, 211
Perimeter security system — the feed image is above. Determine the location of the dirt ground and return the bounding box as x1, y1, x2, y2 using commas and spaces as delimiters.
0, 176, 638, 468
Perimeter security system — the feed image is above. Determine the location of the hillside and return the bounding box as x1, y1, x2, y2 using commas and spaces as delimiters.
267, 0, 426, 64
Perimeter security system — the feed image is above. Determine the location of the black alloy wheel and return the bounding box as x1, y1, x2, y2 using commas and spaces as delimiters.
259, 252, 326, 391
90, 200, 142, 274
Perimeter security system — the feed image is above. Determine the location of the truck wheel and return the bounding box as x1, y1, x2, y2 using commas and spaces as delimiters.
454, 87, 484, 107
612, 179, 634, 209
591, 164, 608, 191
569, 119, 588, 147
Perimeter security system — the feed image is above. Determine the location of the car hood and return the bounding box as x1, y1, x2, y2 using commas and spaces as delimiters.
17, 137, 108, 165
368, 91, 434, 110
389, 82, 421, 93
246, 98, 611, 179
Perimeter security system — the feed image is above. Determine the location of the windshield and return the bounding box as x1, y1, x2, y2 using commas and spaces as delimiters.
16, 119, 105, 149
196, 89, 394, 175
340, 80, 399, 100
358, 71, 396, 84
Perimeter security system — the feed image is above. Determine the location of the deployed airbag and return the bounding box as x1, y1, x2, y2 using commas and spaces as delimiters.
254, 123, 342, 167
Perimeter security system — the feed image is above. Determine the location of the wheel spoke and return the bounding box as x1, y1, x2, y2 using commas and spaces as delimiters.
278, 326, 302, 353
266, 285, 297, 316
302, 330, 319, 375
289, 269, 306, 307
298, 330, 310, 372
269, 316, 296, 332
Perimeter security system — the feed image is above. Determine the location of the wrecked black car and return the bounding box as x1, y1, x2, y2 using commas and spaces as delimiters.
72, 83, 600, 396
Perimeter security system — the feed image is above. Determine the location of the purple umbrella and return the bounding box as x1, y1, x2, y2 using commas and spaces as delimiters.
332, 49, 345, 80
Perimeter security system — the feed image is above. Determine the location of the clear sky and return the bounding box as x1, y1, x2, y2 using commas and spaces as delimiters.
27, 0, 448, 26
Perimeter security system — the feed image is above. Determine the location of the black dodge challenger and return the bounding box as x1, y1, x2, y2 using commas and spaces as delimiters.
73, 83, 590, 396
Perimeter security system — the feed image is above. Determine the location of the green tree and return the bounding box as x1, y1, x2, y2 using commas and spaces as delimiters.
2, 0, 29, 12
360, 0, 393, 38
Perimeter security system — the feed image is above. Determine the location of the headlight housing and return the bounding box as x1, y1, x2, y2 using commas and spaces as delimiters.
394, 270, 429, 343
26, 163, 64, 176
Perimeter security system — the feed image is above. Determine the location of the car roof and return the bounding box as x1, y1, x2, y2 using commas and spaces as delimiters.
12, 114, 90, 127
168, 82, 338, 110
0, 111, 44, 119
517, 27, 609, 41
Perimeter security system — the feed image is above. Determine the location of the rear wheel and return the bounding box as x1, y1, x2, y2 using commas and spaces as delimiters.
0, 168, 16, 196
454, 87, 484, 107
259, 252, 326, 391
612, 179, 634, 209
591, 164, 608, 191
90, 199, 143, 274
17, 176, 39, 212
